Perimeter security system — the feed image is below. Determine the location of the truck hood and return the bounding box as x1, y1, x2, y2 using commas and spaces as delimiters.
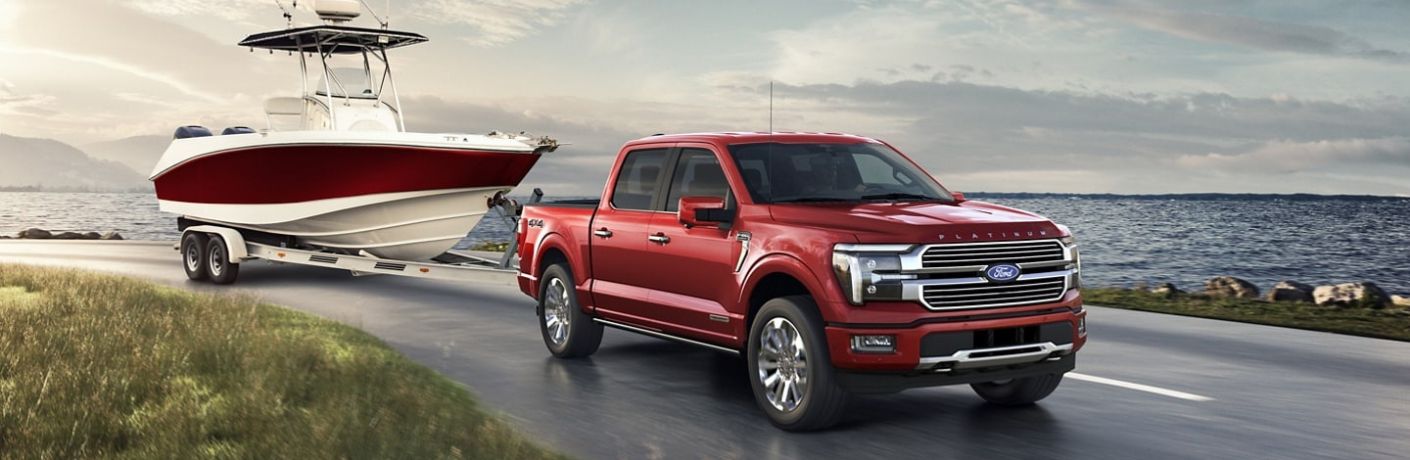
767, 200, 1066, 244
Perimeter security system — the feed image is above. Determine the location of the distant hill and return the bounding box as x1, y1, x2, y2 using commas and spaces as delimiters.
0, 135, 147, 191
83, 135, 168, 176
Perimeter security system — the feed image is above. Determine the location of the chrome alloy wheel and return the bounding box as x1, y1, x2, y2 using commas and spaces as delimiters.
542, 277, 571, 346
757, 317, 809, 412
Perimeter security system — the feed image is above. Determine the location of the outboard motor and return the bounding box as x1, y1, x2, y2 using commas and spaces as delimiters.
221, 126, 257, 135
173, 125, 213, 139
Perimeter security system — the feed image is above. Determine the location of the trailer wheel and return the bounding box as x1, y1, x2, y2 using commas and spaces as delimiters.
538, 263, 602, 358
206, 235, 240, 285
181, 232, 209, 281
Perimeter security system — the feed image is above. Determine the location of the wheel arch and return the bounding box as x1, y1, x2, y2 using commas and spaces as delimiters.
183, 225, 248, 262
740, 254, 830, 332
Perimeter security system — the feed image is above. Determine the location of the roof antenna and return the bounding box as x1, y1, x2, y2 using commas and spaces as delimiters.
768, 81, 774, 134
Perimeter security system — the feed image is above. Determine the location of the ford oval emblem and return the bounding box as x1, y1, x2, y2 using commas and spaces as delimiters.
984, 264, 1021, 282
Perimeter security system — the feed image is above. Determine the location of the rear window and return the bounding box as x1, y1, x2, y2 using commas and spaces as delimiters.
610, 149, 669, 210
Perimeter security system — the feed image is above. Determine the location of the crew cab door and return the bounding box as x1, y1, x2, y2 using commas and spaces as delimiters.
588, 147, 671, 320
640, 147, 741, 342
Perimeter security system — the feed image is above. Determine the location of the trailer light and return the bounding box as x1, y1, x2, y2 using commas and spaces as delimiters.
420, 268, 430, 273
851, 335, 896, 354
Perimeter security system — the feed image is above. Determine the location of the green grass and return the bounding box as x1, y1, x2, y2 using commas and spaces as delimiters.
0, 264, 565, 459
1085, 288, 1410, 342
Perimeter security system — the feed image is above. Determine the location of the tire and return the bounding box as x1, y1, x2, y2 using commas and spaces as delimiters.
971, 373, 1064, 406
747, 295, 849, 431
538, 263, 602, 358
181, 232, 209, 281
205, 235, 240, 285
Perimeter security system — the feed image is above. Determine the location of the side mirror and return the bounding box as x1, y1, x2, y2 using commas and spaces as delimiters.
679, 196, 730, 228
951, 191, 966, 202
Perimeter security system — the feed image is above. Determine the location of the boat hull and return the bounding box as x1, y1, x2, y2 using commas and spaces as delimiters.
152, 133, 542, 260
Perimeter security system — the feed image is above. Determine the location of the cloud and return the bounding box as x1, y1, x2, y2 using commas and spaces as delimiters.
1175, 137, 1410, 172
411, 0, 588, 46
1080, 2, 1410, 63
735, 78, 1410, 194
123, 0, 273, 20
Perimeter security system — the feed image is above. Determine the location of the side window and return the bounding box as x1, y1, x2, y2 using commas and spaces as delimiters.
664, 149, 728, 212
610, 149, 669, 210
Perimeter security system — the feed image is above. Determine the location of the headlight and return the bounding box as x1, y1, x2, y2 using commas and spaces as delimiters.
1059, 234, 1081, 289
832, 244, 913, 305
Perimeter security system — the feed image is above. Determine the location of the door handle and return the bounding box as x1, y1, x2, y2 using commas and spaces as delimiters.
647, 233, 671, 244
593, 228, 613, 238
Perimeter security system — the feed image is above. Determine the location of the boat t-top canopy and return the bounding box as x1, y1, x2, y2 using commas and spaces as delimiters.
239, 25, 428, 54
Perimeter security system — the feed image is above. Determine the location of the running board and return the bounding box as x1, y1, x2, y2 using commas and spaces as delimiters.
593, 318, 740, 355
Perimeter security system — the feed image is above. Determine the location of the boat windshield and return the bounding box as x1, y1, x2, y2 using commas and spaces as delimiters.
315, 67, 378, 99
727, 142, 954, 204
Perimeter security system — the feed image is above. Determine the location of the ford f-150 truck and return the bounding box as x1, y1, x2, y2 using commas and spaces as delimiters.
516, 132, 1086, 430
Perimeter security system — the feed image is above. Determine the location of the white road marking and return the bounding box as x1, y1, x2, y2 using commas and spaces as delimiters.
1068, 372, 1214, 402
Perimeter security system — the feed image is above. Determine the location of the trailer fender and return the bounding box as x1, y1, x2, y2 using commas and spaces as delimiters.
184, 226, 249, 262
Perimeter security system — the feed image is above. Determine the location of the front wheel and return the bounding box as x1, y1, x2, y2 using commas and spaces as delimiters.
971, 374, 1064, 406
747, 296, 849, 431
538, 263, 602, 358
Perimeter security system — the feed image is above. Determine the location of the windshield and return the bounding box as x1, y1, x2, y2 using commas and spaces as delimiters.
315, 67, 378, 99
728, 142, 953, 204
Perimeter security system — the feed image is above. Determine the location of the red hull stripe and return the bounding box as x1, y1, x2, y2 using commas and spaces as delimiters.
153, 144, 541, 204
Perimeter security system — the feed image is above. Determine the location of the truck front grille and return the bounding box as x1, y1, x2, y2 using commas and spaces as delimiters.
921, 240, 1065, 269
921, 277, 1068, 309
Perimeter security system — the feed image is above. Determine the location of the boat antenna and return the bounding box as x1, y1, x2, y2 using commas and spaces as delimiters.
274, 0, 298, 27
358, 0, 390, 29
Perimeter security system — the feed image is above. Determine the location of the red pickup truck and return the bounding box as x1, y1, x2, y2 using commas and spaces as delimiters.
516, 132, 1086, 430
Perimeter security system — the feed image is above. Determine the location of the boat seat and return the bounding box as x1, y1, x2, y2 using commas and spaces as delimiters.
264, 97, 304, 131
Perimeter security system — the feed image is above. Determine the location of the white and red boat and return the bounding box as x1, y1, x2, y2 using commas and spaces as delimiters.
149, 0, 555, 260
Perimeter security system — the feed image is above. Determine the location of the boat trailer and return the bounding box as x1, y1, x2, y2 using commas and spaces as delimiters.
176, 189, 544, 286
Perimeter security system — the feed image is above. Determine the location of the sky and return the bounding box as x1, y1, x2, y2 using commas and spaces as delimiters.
1, 0, 1408, 196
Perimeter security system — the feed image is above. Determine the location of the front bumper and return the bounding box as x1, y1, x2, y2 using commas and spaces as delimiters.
823, 290, 1086, 377
839, 353, 1076, 394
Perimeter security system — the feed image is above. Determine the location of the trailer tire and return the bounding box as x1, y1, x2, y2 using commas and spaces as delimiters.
181, 232, 209, 281
206, 235, 240, 285
971, 373, 1064, 406
538, 263, 602, 358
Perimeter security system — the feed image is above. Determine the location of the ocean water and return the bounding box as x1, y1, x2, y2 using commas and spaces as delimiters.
1, 192, 1406, 295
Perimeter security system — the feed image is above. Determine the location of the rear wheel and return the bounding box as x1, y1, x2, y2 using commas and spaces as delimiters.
747, 296, 849, 431
181, 232, 208, 281
538, 263, 602, 358
205, 236, 240, 285
971, 374, 1064, 406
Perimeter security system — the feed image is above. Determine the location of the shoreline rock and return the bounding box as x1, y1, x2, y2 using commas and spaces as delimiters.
1266, 281, 1314, 303
1313, 282, 1390, 309
1205, 276, 1260, 299
10, 227, 122, 241
1150, 282, 1184, 298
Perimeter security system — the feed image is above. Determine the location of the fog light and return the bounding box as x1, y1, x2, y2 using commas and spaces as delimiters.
851, 335, 896, 354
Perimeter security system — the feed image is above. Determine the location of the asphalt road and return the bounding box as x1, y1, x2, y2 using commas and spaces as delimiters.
3, 240, 1408, 459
